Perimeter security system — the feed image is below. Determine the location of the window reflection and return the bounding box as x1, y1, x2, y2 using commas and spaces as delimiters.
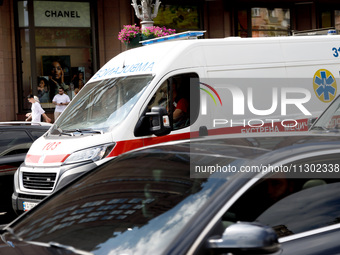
238, 8, 290, 37
336, 11, 340, 33
257, 182, 340, 236
52, 75, 152, 133
35, 28, 92, 47
153, 4, 200, 32
12, 153, 227, 254
0, 131, 32, 156
251, 8, 290, 37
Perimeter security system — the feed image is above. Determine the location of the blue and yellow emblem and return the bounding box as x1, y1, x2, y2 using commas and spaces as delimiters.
313, 69, 337, 103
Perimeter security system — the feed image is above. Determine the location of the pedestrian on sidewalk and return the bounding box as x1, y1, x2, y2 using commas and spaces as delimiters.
52, 87, 70, 120
26, 95, 51, 123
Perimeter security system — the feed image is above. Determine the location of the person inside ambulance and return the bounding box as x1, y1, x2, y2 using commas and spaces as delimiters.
171, 80, 189, 130
147, 74, 192, 132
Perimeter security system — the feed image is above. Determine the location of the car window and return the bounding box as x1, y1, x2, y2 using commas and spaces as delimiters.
30, 130, 47, 140
256, 181, 340, 237
223, 156, 340, 238
0, 130, 32, 156
147, 73, 199, 131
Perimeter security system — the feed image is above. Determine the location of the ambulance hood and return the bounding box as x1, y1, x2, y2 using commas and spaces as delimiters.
25, 132, 113, 166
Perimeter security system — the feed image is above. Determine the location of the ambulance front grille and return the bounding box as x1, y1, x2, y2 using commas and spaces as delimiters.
22, 172, 56, 191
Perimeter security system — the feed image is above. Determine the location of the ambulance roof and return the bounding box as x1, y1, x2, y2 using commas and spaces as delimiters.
89, 35, 340, 82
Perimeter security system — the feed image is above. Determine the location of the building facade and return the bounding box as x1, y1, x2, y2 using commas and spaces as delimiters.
0, 0, 339, 121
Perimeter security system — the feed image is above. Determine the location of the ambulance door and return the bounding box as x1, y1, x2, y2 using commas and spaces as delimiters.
134, 72, 200, 147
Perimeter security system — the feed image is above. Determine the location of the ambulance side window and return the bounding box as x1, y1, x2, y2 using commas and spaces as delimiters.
148, 80, 169, 111
147, 73, 198, 131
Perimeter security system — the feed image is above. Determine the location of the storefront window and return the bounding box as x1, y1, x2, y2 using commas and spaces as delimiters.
335, 11, 340, 33
319, 10, 340, 34
237, 10, 248, 37
237, 7, 290, 37
35, 28, 91, 47
153, 5, 200, 32
321, 11, 332, 28
251, 8, 290, 37
17, 0, 94, 111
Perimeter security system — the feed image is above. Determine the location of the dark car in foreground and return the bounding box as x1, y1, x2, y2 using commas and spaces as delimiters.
1, 132, 340, 254
0, 122, 51, 223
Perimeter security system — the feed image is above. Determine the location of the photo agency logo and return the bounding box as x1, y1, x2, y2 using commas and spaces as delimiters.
199, 82, 223, 115
199, 79, 314, 130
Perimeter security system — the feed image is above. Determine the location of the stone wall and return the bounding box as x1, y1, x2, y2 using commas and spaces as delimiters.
97, 0, 134, 67
0, 0, 16, 121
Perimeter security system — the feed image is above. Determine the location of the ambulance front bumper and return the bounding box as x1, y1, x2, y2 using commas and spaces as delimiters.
12, 160, 97, 214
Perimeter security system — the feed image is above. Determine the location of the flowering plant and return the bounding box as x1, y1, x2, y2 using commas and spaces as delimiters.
118, 24, 140, 43
142, 26, 176, 38
118, 24, 176, 43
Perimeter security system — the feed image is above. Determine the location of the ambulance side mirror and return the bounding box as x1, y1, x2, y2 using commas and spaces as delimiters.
146, 106, 171, 136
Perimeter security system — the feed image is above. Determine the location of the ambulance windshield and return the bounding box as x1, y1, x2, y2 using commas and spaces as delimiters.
49, 75, 153, 135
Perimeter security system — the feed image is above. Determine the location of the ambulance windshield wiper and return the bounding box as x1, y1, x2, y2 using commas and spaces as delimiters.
49, 125, 73, 136
57, 127, 75, 136
64, 128, 103, 135
77, 128, 103, 134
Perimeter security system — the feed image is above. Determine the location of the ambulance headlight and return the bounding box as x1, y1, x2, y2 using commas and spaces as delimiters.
63, 143, 115, 165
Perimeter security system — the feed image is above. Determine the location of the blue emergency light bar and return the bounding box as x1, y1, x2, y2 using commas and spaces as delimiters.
141, 31, 206, 46
328, 29, 337, 35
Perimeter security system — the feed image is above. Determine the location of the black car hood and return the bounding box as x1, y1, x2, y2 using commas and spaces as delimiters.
0, 240, 80, 255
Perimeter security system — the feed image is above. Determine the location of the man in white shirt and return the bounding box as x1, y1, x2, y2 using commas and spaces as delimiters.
26, 95, 51, 123
52, 88, 70, 121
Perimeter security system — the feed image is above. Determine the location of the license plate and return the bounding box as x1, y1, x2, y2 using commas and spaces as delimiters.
23, 201, 38, 212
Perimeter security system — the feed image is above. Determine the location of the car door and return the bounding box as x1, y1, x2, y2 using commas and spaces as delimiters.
0, 129, 35, 157
0, 129, 35, 223
259, 181, 340, 254
194, 152, 340, 255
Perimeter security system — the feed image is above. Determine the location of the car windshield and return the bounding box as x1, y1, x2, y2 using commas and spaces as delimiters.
49, 75, 153, 134
10, 149, 231, 254
310, 96, 340, 131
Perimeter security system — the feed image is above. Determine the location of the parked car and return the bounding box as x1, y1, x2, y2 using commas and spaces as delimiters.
1, 133, 340, 254
0, 122, 51, 223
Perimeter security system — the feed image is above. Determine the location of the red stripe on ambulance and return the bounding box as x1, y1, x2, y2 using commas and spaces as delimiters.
43, 154, 70, 163
25, 154, 70, 164
108, 132, 192, 157
25, 154, 41, 164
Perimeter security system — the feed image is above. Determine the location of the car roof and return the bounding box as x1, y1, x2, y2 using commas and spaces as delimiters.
129, 132, 340, 169
0, 121, 52, 130
192, 132, 340, 153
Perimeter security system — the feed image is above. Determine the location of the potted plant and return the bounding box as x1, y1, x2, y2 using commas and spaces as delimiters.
118, 24, 141, 48
141, 26, 176, 41
118, 24, 176, 49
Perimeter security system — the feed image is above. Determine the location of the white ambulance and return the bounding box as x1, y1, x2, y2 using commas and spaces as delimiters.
12, 32, 340, 213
